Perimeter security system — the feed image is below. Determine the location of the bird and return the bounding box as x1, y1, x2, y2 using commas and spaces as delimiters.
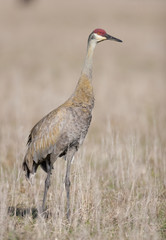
23, 28, 122, 219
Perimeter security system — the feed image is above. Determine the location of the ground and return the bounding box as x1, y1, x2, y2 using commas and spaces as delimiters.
0, 0, 166, 239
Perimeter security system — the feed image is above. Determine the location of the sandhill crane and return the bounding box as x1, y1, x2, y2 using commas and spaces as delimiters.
23, 28, 122, 219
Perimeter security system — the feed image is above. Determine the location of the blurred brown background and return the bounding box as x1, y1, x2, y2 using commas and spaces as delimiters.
0, 0, 165, 141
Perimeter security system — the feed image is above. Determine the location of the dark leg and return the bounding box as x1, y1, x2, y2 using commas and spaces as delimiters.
65, 148, 76, 220
42, 159, 52, 212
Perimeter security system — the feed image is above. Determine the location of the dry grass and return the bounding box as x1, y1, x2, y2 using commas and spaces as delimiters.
0, 0, 166, 239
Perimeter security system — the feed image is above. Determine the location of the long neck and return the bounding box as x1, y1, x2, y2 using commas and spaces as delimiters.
81, 40, 97, 80
68, 40, 96, 108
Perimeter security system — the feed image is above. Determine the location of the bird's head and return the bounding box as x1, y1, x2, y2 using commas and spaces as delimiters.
88, 28, 122, 44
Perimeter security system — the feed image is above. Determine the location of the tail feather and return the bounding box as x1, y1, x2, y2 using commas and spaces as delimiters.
22, 161, 30, 179
23, 152, 39, 179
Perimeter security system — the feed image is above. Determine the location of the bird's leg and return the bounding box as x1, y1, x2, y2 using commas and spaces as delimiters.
42, 159, 52, 213
65, 148, 75, 220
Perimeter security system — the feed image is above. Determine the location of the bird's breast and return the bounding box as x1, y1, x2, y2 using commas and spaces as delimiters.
65, 106, 92, 144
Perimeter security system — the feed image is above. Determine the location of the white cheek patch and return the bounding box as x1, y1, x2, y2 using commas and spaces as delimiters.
94, 33, 106, 41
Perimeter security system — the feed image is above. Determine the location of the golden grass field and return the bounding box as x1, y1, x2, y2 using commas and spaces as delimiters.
0, 0, 166, 239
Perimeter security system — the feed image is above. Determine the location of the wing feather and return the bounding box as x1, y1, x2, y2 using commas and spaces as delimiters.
24, 107, 69, 172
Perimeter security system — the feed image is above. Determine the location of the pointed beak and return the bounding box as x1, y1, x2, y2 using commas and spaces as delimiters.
105, 33, 122, 42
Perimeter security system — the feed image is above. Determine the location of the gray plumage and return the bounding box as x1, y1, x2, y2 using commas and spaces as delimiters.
22, 28, 122, 219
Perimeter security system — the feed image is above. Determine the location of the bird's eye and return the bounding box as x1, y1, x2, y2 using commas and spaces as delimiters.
97, 32, 105, 36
